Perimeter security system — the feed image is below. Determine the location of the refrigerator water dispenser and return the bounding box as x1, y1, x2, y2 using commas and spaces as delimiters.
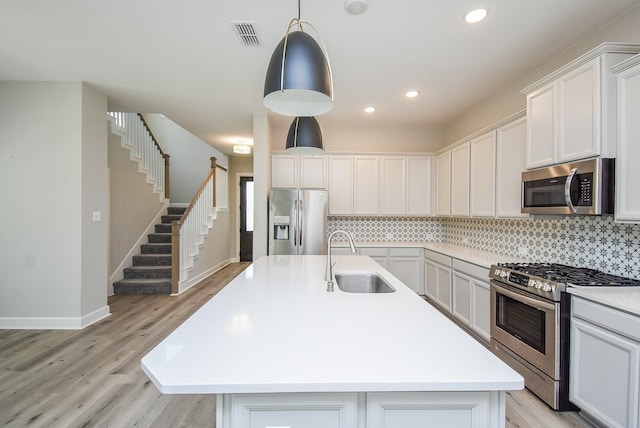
273, 216, 290, 240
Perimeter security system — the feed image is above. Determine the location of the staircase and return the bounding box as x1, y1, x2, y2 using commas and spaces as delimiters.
113, 207, 186, 295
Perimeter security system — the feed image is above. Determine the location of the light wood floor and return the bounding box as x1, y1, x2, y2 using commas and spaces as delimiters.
1, 262, 593, 428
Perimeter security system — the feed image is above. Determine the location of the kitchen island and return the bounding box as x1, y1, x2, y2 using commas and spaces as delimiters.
142, 255, 523, 428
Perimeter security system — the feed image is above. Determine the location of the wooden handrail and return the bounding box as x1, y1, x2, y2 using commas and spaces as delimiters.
137, 113, 166, 156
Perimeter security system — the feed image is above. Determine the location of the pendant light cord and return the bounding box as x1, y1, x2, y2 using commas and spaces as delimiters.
298, 0, 301, 20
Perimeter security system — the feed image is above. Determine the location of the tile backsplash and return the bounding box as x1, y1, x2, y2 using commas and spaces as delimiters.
328, 216, 640, 280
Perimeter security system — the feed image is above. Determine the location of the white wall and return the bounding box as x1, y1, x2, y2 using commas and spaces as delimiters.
253, 112, 271, 260
0, 82, 110, 329
143, 114, 228, 204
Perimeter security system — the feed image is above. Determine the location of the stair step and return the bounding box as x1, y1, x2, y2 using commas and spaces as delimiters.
141, 243, 172, 254
155, 224, 171, 234
162, 214, 182, 224
123, 265, 172, 279
133, 254, 172, 266
113, 279, 171, 295
168, 206, 187, 215
148, 233, 171, 243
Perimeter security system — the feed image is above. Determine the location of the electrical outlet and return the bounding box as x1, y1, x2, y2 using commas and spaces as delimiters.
462, 236, 469, 244
424, 233, 434, 241
386, 233, 394, 240
518, 246, 529, 257
92, 211, 102, 222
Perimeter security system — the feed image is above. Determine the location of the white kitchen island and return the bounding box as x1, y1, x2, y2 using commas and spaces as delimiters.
142, 255, 523, 428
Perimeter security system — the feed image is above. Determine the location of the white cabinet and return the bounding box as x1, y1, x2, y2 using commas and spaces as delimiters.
451, 260, 491, 342
451, 142, 470, 216
328, 156, 353, 215
522, 44, 640, 168
272, 154, 327, 189
359, 247, 389, 269
388, 248, 423, 295
424, 250, 452, 311
406, 157, 433, 215
380, 157, 406, 215
496, 117, 528, 218
469, 132, 496, 217
354, 156, 379, 215
570, 296, 640, 428
613, 54, 640, 222
436, 151, 451, 216
225, 393, 358, 428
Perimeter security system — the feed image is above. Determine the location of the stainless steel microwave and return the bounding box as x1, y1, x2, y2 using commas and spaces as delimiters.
521, 158, 614, 215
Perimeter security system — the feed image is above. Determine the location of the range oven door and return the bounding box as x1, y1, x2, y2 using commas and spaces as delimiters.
490, 280, 560, 380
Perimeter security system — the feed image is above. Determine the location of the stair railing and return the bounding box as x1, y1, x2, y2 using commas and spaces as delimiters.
171, 157, 218, 294
107, 112, 170, 199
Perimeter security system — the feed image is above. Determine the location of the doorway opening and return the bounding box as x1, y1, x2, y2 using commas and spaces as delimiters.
239, 176, 254, 262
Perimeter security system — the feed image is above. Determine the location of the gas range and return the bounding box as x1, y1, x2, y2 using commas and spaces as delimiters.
489, 262, 640, 302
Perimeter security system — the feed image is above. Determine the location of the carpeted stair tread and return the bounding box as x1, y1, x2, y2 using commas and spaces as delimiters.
167, 207, 187, 215
148, 233, 171, 243
162, 215, 182, 223
113, 278, 171, 295
123, 265, 172, 279
132, 254, 172, 266
141, 243, 172, 254
155, 224, 171, 234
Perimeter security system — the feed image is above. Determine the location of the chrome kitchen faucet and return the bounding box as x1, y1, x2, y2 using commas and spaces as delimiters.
325, 230, 356, 292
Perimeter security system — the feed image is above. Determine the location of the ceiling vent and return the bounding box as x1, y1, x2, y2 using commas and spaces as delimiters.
232, 22, 260, 46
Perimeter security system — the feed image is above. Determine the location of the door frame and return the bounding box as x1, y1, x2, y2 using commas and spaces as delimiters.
235, 172, 254, 262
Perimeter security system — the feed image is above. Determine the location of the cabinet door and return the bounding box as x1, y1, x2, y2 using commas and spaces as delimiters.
271, 154, 298, 188
406, 157, 433, 216
300, 155, 327, 189
615, 60, 640, 222
469, 132, 496, 217
360, 247, 388, 269
570, 318, 640, 428
452, 272, 472, 326
471, 279, 490, 342
380, 157, 406, 215
424, 260, 437, 301
557, 58, 600, 163
389, 248, 423, 294
451, 142, 470, 216
436, 151, 451, 216
436, 264, 452, 312
526, 83, 556, 168
353, 156, 379, 215
328, 156, 353, 215
496, 117, 528, 218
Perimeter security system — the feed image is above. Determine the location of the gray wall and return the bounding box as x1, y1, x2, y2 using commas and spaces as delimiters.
0, 82, 109, 328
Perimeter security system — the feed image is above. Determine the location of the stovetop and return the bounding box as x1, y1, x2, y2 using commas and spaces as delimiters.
489, 262, 640, 302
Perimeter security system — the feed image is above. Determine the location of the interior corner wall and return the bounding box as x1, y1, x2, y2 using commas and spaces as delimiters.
253, 112, 271, 260
0, 82, 109, 329
443, 4, 640, 144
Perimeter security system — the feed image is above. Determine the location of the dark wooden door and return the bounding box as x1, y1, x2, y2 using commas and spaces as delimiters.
239, 176, 254, 262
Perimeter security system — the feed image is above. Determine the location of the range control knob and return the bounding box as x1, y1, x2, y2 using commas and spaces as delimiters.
528, 279, 536, 288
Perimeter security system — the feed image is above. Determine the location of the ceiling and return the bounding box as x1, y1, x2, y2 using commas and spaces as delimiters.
1, 0, 639, 155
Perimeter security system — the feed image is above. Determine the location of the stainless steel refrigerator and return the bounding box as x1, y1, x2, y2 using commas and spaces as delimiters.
268, 189, 328, 255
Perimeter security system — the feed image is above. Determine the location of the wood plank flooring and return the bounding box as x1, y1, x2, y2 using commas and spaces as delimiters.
0, 262, 593, 428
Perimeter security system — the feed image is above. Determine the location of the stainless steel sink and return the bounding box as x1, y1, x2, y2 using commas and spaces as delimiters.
334, 273, 396, 293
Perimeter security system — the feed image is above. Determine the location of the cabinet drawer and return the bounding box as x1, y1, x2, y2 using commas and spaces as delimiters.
389, 247, 421, 257
452, 259, 489, 281
359, 247, 388, 257
425, 250, 451, 266
572, 296, 640, 342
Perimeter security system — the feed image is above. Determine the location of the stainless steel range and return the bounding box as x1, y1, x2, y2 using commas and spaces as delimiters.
489, 262, 640, 411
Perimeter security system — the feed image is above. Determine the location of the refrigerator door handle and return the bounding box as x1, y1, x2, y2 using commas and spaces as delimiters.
299, 199, 303, 247
293, 199, 298, 246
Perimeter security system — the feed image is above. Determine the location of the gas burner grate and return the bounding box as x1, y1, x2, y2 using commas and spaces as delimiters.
497, 262, 640, 287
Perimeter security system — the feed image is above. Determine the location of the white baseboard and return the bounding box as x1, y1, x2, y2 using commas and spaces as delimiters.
173, 259, 232, 295
0, 305, 111, 330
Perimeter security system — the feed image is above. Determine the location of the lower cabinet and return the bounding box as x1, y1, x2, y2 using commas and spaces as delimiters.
220, 391, 505, 428
570, 296, 640, 428
359, 247, 389, 269
424, 250, 452, 312
360, 247, 423, 294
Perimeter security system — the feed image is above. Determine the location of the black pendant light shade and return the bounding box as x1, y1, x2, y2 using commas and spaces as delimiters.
264, 24, 333, 116
286, 116, 324, 153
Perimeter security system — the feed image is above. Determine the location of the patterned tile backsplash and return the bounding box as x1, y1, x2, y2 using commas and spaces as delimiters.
328, 216, 640, 280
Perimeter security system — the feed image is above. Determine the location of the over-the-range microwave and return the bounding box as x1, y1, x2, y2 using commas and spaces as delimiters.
521, 158, 614, 215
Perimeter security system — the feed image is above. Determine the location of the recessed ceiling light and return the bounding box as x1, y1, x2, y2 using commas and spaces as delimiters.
464, 9, 488, 23
364, 106, 376, 113
405, 90, 419, 98
344, 0, 368, 15
233, 144, 251, 154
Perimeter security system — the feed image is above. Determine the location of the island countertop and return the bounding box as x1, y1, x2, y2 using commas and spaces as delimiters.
141, 255, 523, 394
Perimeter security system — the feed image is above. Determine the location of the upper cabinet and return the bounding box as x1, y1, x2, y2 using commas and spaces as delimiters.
496, 117, 528, 218
380, 157, 406, 216
353, 156, 379, 215
451, 142, 470, 216
271, 154, 327, 189
406, 157, 433, 216
613, 54, 640, 223
436, 151, 452, 216
522, 43, 640, 169
469, 132, 496, 217
328, 156, 353, 215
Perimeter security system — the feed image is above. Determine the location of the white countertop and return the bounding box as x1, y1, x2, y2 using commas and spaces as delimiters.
141, 255, 523, 394
568, 287, 640, 317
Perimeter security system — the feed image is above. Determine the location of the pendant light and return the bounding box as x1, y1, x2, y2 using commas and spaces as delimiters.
264, 0, 334, 117
286, 116, 324, 153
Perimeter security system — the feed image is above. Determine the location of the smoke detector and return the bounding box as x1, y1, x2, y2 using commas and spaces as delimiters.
344, 0, 368, 15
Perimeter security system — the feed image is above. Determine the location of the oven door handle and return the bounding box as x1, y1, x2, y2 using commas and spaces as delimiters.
564, 167, 578, 214
491, 281, 556, 311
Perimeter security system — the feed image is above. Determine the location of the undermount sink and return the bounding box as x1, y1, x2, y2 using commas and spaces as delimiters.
334, 273, 396, 293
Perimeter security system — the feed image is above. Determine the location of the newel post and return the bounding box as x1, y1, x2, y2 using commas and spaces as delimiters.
171, 221, 180, 295
163, 154, 171, 200
210, 157, 217, 208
